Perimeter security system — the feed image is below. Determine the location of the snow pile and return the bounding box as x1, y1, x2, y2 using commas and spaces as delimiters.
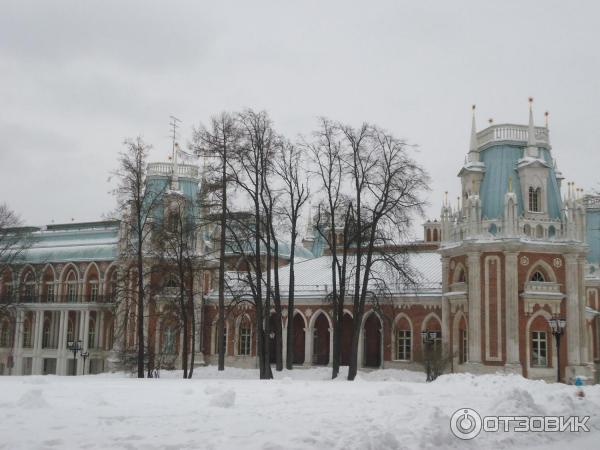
209, 388, 236, 408
0, 367, 598, 449
17, 388, 49, 409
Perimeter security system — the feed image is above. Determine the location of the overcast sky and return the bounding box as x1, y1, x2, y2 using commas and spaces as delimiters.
1, 0, 599, 230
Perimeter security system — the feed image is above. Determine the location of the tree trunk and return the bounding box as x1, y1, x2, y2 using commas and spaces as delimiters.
136, 236, 145, 378
217, 144, 227, 371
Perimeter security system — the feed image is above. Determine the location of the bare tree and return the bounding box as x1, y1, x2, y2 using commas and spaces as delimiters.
152, 194, 203, 378
342, 124, 429, 380
305, 119, 353, 379
274, 140, 310, 370
193, 112, 239, 371
0, 204, 32, 327
113, 137, 166, 378
225, 109, 277, 379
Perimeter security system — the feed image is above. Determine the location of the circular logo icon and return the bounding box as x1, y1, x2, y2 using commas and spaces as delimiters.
450, 408, 482, 440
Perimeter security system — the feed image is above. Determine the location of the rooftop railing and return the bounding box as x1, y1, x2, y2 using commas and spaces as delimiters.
477, 124, 550, 149
147, 162, 199, 179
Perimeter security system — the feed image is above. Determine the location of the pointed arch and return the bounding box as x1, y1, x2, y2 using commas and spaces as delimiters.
452, 262, 467, 284
104, 262, 119, 300
452, 310, 468, 364
18, 264, 37, 284
392, 312, 413, 361
59, 262, 81, 283
308, 309, 332, 330
525, 308, 556, 377
526, 259, 557, 283
292, 309, 308, 329
421, 311, 442, 331
361, 310, 383, 368
234, 313, 253, 356
83, 262, 100, 283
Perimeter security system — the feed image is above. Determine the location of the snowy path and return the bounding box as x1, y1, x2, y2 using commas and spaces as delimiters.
0, 367, 598, 449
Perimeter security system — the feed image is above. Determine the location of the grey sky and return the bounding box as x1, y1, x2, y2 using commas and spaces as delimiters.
1, 0, 599, 230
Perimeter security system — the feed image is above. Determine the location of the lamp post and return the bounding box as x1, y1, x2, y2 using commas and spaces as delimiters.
548, 318, 566, 383
67, 340, 82, 376
80, 350, 89, 375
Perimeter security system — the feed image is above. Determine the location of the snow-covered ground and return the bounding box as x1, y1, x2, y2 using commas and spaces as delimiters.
0, 367, 598, 450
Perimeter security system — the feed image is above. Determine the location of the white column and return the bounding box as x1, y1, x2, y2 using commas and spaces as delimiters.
578, 257, 588, 364
357, 327, 364, 368
32, 310, 43, 374
441, 257, 450, 359
12, 309, 24, 375
281, 324, 287, 367
504, 252, 521, 367
565, 254, 581, 366
328, 327, 333, 367
56, 310, 66, 375
303, 325, 312, 366
82, 310, 90, 374
467, 252, 482, 363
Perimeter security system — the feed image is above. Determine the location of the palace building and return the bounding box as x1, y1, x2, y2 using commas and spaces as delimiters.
1, 104, 599, 382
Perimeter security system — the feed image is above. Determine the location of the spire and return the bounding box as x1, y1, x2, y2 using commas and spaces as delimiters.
467, 104, 479, 163
527, 97, 536, 147
469, 104, 478, 153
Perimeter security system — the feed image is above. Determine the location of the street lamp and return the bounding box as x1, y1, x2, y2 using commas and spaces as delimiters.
548, 318, 566, 383
67, 340, 82, 376
80, 351, 89, 375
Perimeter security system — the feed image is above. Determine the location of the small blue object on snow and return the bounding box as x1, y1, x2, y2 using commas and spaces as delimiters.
575, 376, 583, 387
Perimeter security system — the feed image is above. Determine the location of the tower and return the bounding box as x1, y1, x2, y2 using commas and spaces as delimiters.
439, 101, 594, 382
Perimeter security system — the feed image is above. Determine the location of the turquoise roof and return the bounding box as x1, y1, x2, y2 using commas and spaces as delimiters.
479, 145, 562, 220
587, 208, 600, 263
12, 221, 119, 264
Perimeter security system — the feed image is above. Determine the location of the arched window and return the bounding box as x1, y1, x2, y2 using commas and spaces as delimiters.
432, 229, 439, 242
66, 270, 78, 303
488, 223, 497, 235
238, 321, 251, 356
163, 326, 176, 354
531, 271, 545, 282
395, 326, 411, 361
0, 320, 11, 347
88, 318, 96, 349
42, 319, 50, 348
67, 319, 74, 343
23, 271, 35, 302
528, 187, 541, 212
456, 268, 466, 283
23, 319, 32, 348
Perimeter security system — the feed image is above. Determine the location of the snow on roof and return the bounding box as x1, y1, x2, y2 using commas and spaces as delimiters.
214, 251, 442, 300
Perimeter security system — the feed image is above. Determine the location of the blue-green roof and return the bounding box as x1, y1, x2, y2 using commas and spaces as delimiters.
12, 221, 119, 264
587, 208, 600, 263
479, 145, 562, 220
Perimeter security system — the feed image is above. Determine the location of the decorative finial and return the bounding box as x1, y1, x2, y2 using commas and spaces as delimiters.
472, 104, 476, 111
488, 118, 494, 124
544, 111, 549, 128
444, 191, 448, 206
527, 98, 536, 148
508, 176, 513, 193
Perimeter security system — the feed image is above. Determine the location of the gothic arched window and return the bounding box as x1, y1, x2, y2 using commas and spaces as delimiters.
528, 187, 541, 212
